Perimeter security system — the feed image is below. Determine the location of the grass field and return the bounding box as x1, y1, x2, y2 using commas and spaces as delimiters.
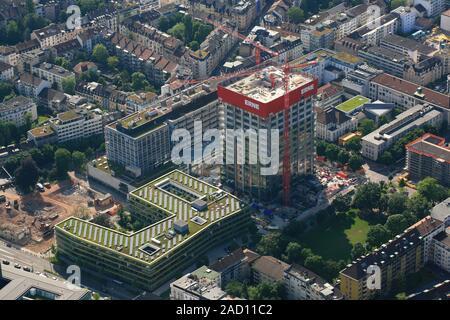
336, 96, 370, 113
298, 215, 371, 261
38, 115, 50, 124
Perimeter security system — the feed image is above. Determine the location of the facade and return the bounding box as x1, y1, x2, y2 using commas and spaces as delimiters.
31, 23, 78, 49
32, 62, 75, 91
339, 227, 424, 300
251, 255, 290, 284
413, 0, 447, 17
368, 73, 450, 118
105, 87, 219, 177
170, 265, 227, 300
0, 264, 90, 300
0, 96, 37, 126
28, 106, 104, 146
284, 264, 343, 300
361, 104, 443, 161
16, 73, 50, 98
316, 108, 358, 142
393, 6, 419, 34
0, 61, 14, 80
441, 10, 450, 31
56, 170, 250, 291
406, 133, 450, 186
219, 66, 317, 199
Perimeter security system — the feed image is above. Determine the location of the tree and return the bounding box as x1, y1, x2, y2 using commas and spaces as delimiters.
14, 157, 39, 192
332, 194, 352, 213
351, 243, 366, 259
385, 214, 409, 236
189, 40, 199, 51
284, 242, 303, 263
72, 151, 86, 172
345, 136, 362, 153
379, 151, 393, 165
304, 255, 325, 272
359, 119, 376, 135
288, 7, 305, 24
92, 44, 109, 64
248, 282, 284, 300
226, 281, 246, 298
406, 193, 431, 219
183, 15, 193, 42
131, 72, 149, 91
325, 144, 340, 162
158, 16, 170, 32
387, 192, 408, 215
337, 149, 350, 164
107, 56, 119, 70
91, 213, 112, 228
417, 177, 449, 204
62, 76, 76, 95
55, 148, 72, 177
0, 81, 14, 102
352, 182, 381, 212
316, 140, 327, 156
391, 0, 406, 9
348, 153, 364, 171
167, 22, 185, 41
256, 232, 284, 258
367, 224, 390, 248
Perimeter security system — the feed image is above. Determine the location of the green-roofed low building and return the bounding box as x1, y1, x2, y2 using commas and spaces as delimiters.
55, 170, 250, 291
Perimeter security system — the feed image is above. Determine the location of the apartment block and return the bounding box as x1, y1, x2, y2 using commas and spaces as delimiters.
31, 23, 78, 49
316, 108, 358, 142
284, 264, 343, 300
32, 62, 75, 91
56, 170, 250, 291
28, 106, 104, 146
16, 73, 50, 98
0, 96, 37, 126
339, 227, 424, 300
406, 133, 450, 186
0, 61, 14, 81
361, 104, 443, 161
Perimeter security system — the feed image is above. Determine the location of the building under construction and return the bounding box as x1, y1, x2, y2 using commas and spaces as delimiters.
218, 66, 318, 201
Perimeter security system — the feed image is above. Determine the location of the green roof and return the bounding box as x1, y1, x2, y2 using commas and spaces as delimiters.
335, 95, 370, 113
56, 170, 243, 266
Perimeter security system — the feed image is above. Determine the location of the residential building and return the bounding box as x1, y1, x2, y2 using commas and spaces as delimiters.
432, 227, 450, 272
28, 106, 104, 146
413, 0, 447, 17
359, 46, 409, 78
314, 83, 345, 111
125, 92, 158, 115
15, 73, 50, 98
32, 62, 75, 91
37, 88, 67, 112
406, 133, 450, 186
75, 81, 128, 112
380, 34, 437, 60
0, 45, 18, 66
316, 108, 358, 142
368, 73, 450, 118
16, 48, 49, 74
170, 265, 227, 300
284, 264, 343, 300
31, 23, 78, 49
219, 66, 317, 199
351, 12, 399, 46
56, 170, 250, 291
341, 64, 383, 96
441, 9, 450, 31
0, 264, 90, 300
361, 104, 443, 161
407, 280, 450, 300
0, 61, 13, 80
210, 248, 260, 287
393, 6, 419, 34
251, 255, 290, 284
431, 197, 450, 227
0, 96, 37, 126
339, 226, 424, 300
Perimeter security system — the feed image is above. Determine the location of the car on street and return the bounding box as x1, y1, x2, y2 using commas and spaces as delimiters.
23, 266, 32, 272
14, 263, 21, 269
2, 260, 10, 265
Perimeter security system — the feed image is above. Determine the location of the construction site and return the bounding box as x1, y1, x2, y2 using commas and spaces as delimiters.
0, 177, 119, 254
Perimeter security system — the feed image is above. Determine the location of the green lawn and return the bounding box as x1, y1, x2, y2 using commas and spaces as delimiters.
38, 115, 50, 124
336, 96, 370, 113
298, 215, 371, 261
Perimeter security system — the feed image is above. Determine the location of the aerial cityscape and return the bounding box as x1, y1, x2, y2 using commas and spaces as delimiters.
0, 0, 449, 305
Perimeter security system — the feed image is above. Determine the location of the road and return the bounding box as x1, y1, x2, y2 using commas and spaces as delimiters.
0, 240, 54, 273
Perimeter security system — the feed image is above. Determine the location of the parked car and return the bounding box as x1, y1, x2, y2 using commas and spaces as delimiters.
14, 263, 21, 269
2, 260, 10, 265
23, 266, 32, 272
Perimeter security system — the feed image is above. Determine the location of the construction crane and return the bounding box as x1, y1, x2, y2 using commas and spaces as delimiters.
168, 19, 317, 205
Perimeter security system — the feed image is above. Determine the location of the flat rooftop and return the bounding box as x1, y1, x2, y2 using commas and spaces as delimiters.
406, 133, 450, 164
28, 125, 55, 138
0, 265, 89, 300
335, 95, 370, 113
225, 66, 313, 104
56, 170, 243, 266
